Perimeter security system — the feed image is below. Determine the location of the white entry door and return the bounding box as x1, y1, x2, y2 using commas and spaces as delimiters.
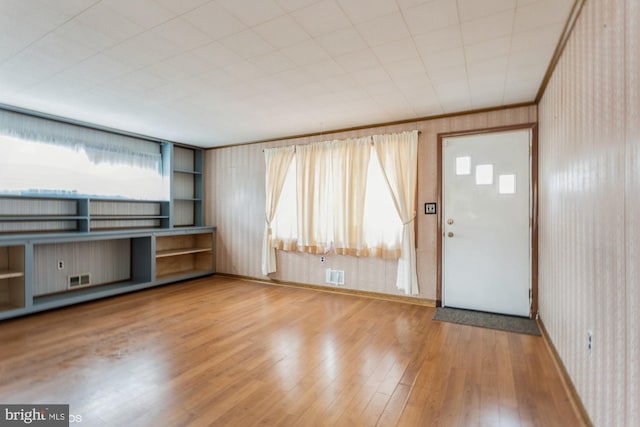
443, 130, 531, 317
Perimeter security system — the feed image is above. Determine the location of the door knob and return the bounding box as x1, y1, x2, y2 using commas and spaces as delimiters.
448, 232, 454, 238
447, 218, 454, 225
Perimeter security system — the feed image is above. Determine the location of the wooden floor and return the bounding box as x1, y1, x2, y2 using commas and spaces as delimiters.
0, 276, 582, 426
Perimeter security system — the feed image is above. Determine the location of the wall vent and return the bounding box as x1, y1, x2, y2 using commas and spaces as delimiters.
325, 268, 345, 286
68, 273, 91, 289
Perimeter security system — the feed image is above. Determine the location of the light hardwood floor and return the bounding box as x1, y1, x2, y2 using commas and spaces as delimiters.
0, 276, 582, 426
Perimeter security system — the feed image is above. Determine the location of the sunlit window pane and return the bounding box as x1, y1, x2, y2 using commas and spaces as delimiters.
270, 147, 403, 257
0, 135, 167, 200
271, 158, 298, 247
499, 174, 516, 194
364, 151, 402, 253
475, 164, 493, 185
456, 156, 471, 175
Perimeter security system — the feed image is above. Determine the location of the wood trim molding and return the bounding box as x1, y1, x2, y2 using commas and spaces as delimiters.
436, 133, 443, 306
538, 317, 594, 427
535, 0, 587, 103
531, 124, 539, 316
208, 102, 535, 150
435, 123, 539, 317
214, 273, 436, 307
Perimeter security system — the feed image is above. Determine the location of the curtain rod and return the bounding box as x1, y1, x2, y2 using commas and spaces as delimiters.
262, 130, 421, 152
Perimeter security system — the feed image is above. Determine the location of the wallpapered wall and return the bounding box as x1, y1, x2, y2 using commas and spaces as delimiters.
205, 105, 536, 302
538, 0, 638, 425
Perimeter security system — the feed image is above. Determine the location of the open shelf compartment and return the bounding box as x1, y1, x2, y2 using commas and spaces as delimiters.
155, 232, 213, 280
0, 245, 25, 312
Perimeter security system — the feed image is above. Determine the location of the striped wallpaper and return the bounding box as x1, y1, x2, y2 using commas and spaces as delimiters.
538, 0, 638, 425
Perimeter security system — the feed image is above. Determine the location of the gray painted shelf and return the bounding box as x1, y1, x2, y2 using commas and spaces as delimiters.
0, 226, 215, 321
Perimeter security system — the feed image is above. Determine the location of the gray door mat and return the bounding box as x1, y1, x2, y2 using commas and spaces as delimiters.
433, 307, 541, 336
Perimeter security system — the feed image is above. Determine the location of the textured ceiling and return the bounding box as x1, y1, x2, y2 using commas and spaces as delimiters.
0, 0, 575, 147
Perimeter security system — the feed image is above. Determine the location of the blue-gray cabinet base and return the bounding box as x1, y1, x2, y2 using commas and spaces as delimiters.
0, 227, 214, 320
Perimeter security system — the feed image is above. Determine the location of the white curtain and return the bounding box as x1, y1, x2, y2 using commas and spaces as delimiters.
296, 142, 332, 254
373, 130, 419, 295
332, 137, 371, 256
0, 109, 166, 200
262, 145, 295, 275
0, 109, 161, 171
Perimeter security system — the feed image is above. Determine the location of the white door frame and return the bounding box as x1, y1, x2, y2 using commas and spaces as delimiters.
436, 124, 538, 318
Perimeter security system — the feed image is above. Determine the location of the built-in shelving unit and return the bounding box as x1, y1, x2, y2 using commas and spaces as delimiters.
0, 144, 204, 235
0, 197, 173, 234
89, 199, 169, 231
0, 197, 84, 233
172, 146, 203, 228
0, 227, 214, 320
0, 245, 25, 312
155, 232, 213, 281
0, 141, 212, 321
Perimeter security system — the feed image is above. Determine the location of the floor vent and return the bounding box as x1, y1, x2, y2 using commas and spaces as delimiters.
68, 273, 91, 289
325, 268, 345, 286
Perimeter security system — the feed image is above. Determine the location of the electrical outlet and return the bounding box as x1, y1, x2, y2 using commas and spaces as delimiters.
587, 330, 593, 354
425, 202, 437, 214
320, 256, 326, 263
57, 260, 64, 271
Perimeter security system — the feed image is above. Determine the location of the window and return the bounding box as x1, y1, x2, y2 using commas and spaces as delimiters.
0, 110, 167, 200
475, 164, 494, 185
265, 130, 419, 294
455, 156, 471, 175
270, 140, 405, 259
499, 174, 516, 194
363, 150, 403, 258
